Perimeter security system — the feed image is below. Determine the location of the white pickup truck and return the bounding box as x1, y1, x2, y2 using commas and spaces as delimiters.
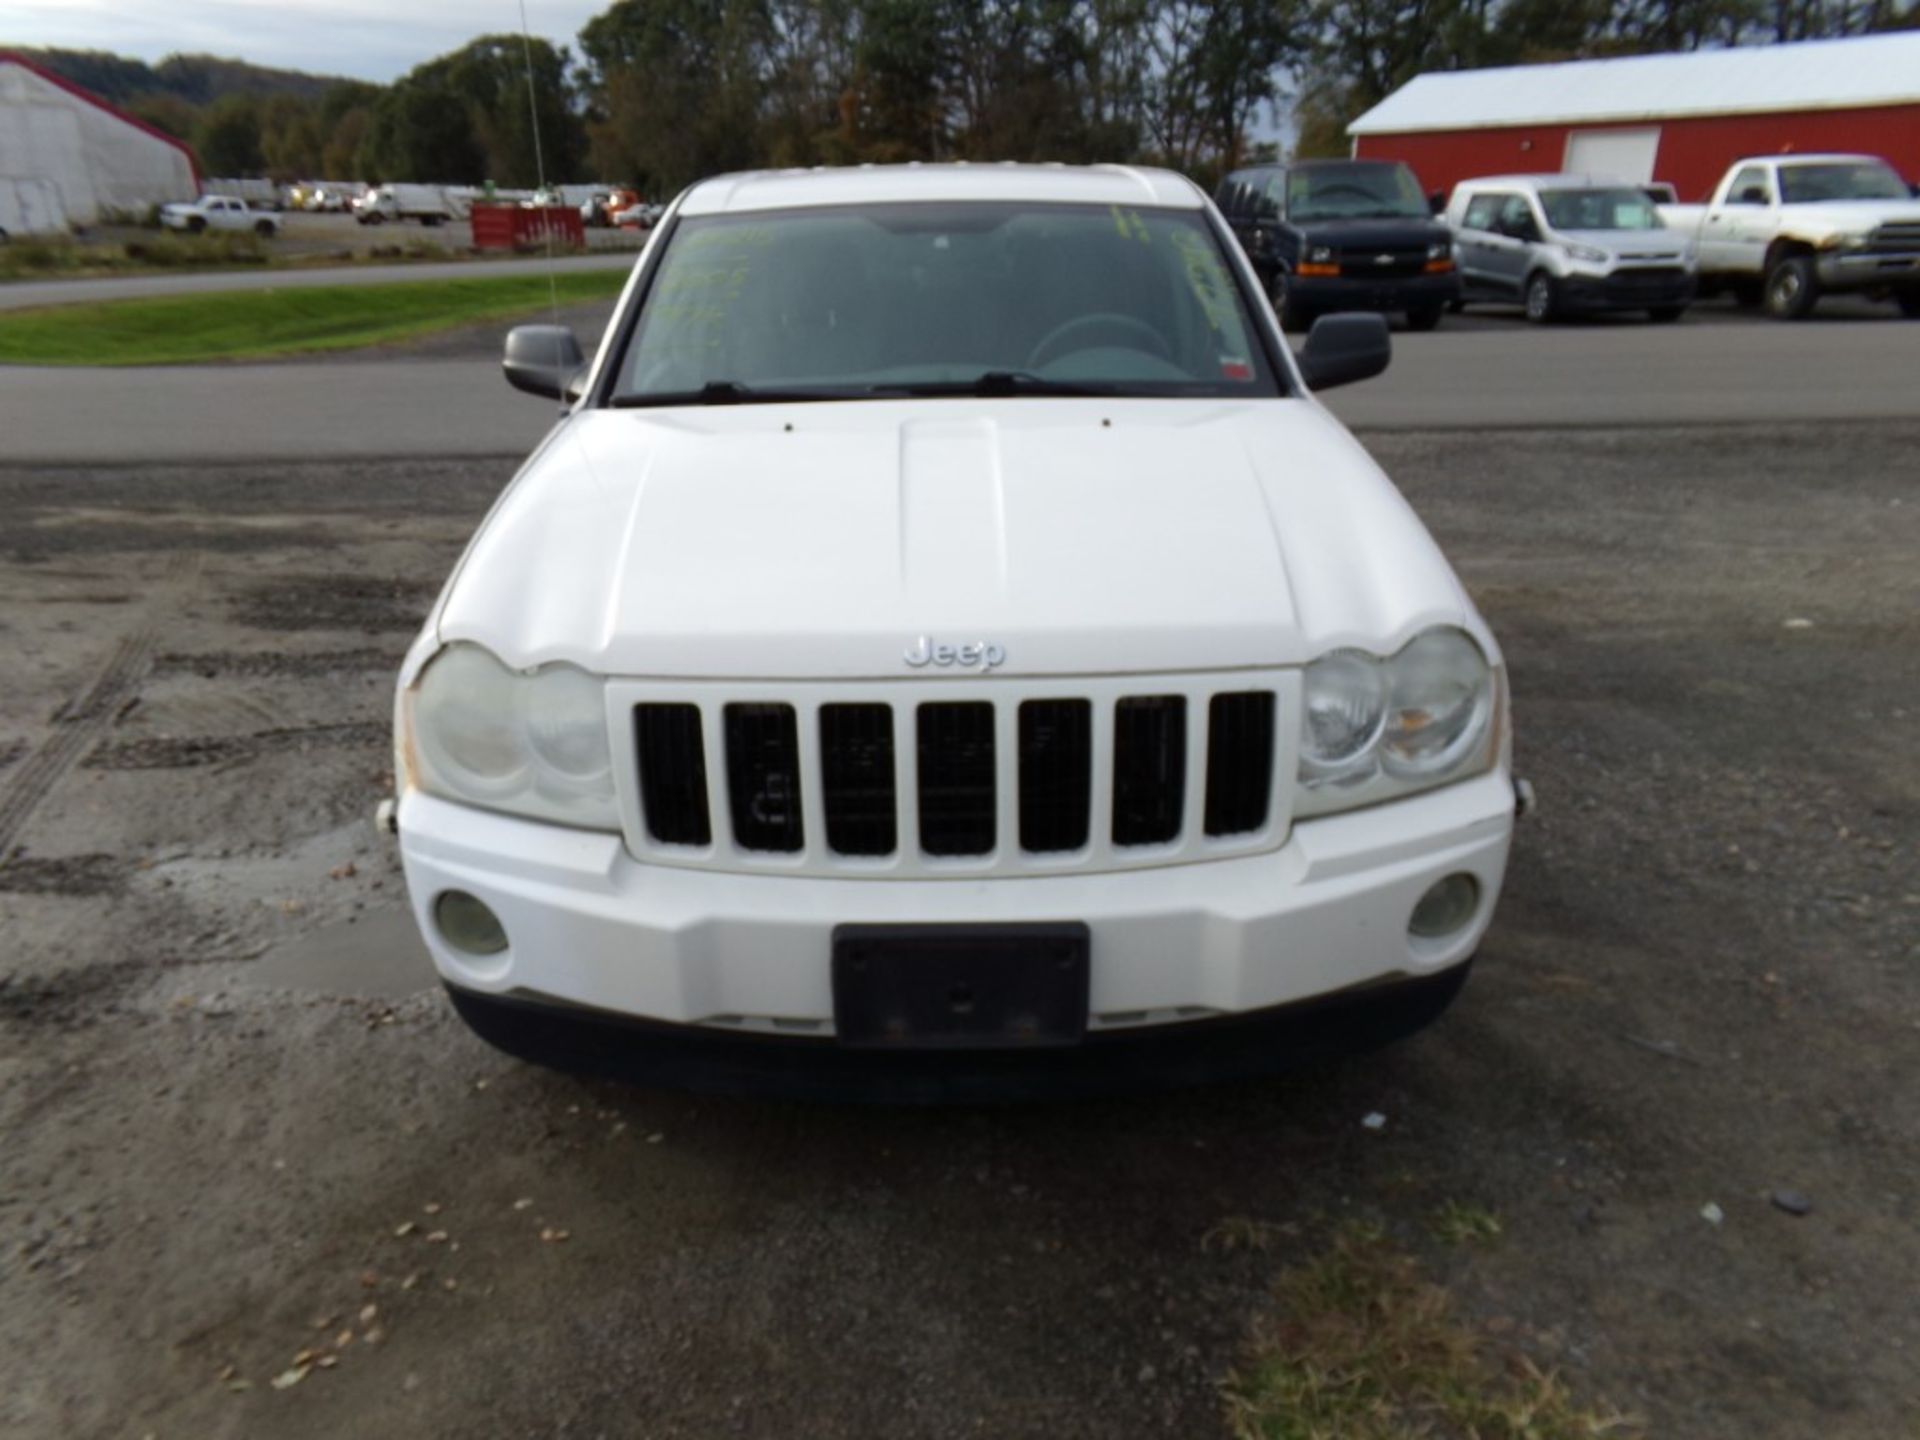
157, 195, 280, 237
1660, 154, 1920, 319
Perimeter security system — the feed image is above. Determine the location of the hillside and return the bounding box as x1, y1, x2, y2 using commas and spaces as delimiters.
8, 46, 357, 105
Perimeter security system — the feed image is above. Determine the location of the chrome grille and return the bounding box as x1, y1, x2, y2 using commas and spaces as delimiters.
613, 672, 1297, 877
1866, 222, 1920, 256
1337, 246, 1426, 278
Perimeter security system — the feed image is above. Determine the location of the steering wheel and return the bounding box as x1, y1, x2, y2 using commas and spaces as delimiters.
1026, 312, 1173, 370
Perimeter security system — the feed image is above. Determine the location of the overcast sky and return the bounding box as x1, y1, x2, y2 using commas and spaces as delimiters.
7, 0, 609, 82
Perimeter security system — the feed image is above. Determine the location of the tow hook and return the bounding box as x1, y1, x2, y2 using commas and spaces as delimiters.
1514, 778, 1537, 820
375, 798, 398, 837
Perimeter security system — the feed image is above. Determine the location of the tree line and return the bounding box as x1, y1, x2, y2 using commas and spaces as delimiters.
19, 0, 1918, 195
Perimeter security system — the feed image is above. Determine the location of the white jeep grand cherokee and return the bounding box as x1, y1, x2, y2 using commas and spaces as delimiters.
392, 164, 1520, 1099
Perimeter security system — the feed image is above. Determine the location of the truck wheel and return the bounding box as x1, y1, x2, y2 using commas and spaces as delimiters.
1523, 271, 1557, 324
1271, 273, 1314, 333
187, 216, 206, 235
1646, 306, 1686, 324
1763, 254, 1819, 320
254, 220, 275, 238
1897, 291, 1920, 319
1405, 306, 1443, 332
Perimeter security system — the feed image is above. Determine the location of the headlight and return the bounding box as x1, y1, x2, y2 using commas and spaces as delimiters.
407, 643, 618, 830
1564, 242, 1612, 265
1426, 240, 1450, 260
1300, 651, 1386, 776
1306, 245, 1334, 263
1380, 629, 1494, 777
1295, 627, 1497, 819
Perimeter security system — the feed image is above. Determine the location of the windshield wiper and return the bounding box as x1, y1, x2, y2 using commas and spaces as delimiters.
878, 371, 1112, 398
611, 380, 856, 408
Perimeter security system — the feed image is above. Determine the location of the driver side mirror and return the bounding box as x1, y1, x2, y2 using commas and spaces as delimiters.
1298, 313, 1391, 391
503, 324, 587, 402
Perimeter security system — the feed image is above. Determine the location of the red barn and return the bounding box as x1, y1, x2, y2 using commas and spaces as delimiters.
1348, 32, 1920, 203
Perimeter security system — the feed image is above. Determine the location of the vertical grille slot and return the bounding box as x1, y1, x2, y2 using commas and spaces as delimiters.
1018, 699, 1091, 853
819, 703, 897, 856
723, 703, 803, 853
917, 702, 996, 856
1112, 696, 1185, 846
634, 703, 711, 846
1204, 691, 1276, 836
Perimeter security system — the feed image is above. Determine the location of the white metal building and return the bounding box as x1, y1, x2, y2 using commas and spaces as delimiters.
0, 51, 199, 235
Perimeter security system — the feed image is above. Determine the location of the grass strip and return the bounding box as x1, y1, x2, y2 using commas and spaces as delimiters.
0, 269, 629, 366
1223, 1225, 1638, 1440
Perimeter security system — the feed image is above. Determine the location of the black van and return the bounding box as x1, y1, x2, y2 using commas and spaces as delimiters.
1216, 160, 1461, 331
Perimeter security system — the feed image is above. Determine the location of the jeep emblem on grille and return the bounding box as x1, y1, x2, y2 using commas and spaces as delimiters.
904, 635, 1006, 671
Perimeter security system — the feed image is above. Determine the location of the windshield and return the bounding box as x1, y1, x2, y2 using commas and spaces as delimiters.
611, 202, 1279, 405
1539, 188, 1665, 231
1287, 164, 1427, 222
1777, 162, 1910, 203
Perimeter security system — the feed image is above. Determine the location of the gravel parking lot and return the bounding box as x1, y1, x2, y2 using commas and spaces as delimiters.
1, 405, 1914, 1437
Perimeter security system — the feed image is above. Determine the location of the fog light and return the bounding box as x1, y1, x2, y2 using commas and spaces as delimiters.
1410, 873, 1479, 939
435, 890, 507, 955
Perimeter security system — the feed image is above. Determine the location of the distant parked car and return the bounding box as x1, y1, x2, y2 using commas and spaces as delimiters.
612, 200, 662, 230
1214, 159, 1461, 331
302, 183, 362, 213
1445, 174, 1696, 323
159, 196, 280, 238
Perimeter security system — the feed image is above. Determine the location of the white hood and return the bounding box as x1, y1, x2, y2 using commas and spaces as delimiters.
433, 399, 1486, 680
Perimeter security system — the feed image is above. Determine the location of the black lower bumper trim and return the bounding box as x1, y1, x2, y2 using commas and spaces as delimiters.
445, 962, 1473, 1103
1289, 273, 1463, 315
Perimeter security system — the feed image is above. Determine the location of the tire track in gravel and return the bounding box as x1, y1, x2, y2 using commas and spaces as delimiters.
0, 552, 198, 863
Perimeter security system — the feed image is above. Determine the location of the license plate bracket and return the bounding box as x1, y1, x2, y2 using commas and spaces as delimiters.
831, 923, 1090, 1050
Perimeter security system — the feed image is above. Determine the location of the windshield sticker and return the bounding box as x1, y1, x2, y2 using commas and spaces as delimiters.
649, 225, 775, 331
1170, 227, 1237, 340
1109, 206, 1151, 244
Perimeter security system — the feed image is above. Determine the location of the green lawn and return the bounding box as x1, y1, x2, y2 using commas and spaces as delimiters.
0, 269, 629, 366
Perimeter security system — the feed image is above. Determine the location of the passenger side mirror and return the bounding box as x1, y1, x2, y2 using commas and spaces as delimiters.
1297, 313, 1391, 391
1736, 185, 1768, 206
503, 324, 587, 402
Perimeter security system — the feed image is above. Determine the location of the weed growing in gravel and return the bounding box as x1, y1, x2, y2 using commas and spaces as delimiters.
1223, 1226, 1637, 1440
1430, 1200, 1504, 1246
